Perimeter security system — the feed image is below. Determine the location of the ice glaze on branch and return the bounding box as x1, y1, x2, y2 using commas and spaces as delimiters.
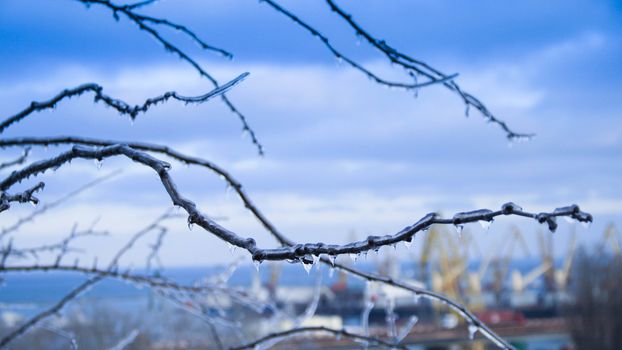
230, 325, 410, 350
0, 182, 45, 213
76, 0, 264, 154
260, 0, 458, 91
0, 136, 290, 245
262, 0, 532, 141
0, 147, 30, 170
0, 170, 121, 239
0, 72, 248, 134
0, 140, 592, 264
0, 210, 174, 348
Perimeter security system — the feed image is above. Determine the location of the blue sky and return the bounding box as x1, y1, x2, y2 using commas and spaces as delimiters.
0, 0, 621, 266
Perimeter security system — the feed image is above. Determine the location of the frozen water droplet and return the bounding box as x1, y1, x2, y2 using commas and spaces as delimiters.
349, 253, 358, 262
228, 243, 236, 254
563, 216, 575, 224
479, 219, 493, 231
29, 199, 38, 208
468, 324, 479, 340
187, 219, 194, 231
253, 260, 261, 272
94, 158, 102, 169
328, 265, 335, 278
582, 221, 592, 229
403, 240, 412, 249
225, 184, 233, 198
312, 254, 320, 266
413, 294, 420, 304
301, 259, 312, 275
329, 254, 336, 266
455, 224, 464, 238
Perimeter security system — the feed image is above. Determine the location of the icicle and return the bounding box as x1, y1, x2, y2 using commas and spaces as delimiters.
328, 254, 336, 266
253, 259, 261, 272
328, 265, 335, 278
455, 224, 464, 238
468, 324, 479, 340
349, 253, 358, 262
93, 158, 103, 169
403, 240, 412, 249
301, 258, 312, 275
479, 219, 493, 231
187, 221, 194, 231
312, 254, 320, 267
227, 243, 236, 254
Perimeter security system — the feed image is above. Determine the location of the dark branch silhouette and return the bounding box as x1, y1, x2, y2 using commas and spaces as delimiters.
0, 73, 248, 134
261, 0, 533, 141
76, 0, 264, 154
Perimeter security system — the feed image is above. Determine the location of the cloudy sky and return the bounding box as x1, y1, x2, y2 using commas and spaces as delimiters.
1, 0, 621, 266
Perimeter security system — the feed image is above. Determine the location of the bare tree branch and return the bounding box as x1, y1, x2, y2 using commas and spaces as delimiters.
230, 325, 410, 350
0, 210, 174, 348
0, 147, 30, 171
0, 182, 44, 213
0, 170, 121, 239
76, 0, 264, 154
261, 0, 533, 141
0, 140, 591, 263
0, 72, 248, 134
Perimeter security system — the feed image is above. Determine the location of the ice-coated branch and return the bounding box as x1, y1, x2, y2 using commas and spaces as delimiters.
230, 326, 410, 350
323, 0, 534, 141
82, 0, 232, 58
0, 72, 248, 134
107, 329, 139, 350
0, 170, 120, 239
0, 276, 101, 348
328, 259, 512, 349
260, 0, 458, 91
1, 222, 107, 261
0, 147, 30, 170
0, 182, 44, 213
0, 210, 174, 348
38, 325, 78, 350
0, 139, 592, 262
261, 0, 532, 141
76, 0, 264, 154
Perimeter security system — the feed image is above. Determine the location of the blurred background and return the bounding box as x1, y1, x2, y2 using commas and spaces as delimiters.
0, 0, 621, 349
